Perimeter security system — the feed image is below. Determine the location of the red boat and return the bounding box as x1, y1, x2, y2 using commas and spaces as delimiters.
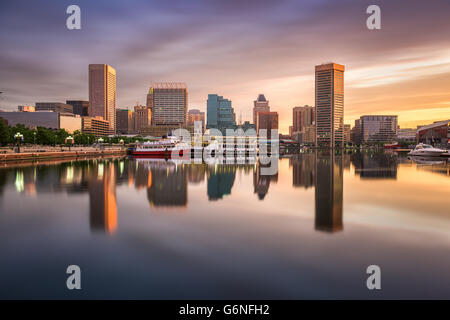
384, 142, 400, 149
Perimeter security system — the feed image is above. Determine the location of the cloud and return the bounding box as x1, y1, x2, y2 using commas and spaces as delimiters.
0, 0, 449, 131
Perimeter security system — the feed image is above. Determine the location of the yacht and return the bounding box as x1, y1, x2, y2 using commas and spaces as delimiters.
407, 143, 446, 157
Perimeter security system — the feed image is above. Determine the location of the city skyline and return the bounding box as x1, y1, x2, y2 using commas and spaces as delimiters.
1, 0, 450, 133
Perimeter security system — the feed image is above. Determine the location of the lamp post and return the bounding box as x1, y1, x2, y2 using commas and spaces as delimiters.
14, 132, 23, 153
65, 136, 74, 151
98, 137, 104, 150
33, 131, 37, 147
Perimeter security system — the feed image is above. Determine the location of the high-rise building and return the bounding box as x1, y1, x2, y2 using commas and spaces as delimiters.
315, 63, 345, 148
256, 111, 278, 137
146, 82, 187, 126
187, 109, 205, 132
35, 102, 73, 114
88, 64, 116, 133
360, 115, 398, 143
253, 94, 270, 125
134, 105, 151, 134
293, 105, 315, 133
116, 109, 135, 134
206, 94, 236, 133
344, 124, 351, 144
66, 100, 89, 116
351, 119, 362, 145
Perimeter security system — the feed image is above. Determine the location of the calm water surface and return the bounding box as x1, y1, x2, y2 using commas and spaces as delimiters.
0, 152, 449, 299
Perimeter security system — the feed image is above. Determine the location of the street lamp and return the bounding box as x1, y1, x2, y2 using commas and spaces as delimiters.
33, 131, 37, 147
65, 136, 74, 151
14, 132, 24, 153
98, 137, 104, 150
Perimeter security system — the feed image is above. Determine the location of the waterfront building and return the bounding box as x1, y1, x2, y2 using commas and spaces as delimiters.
139, 124, 194, 137
18, 105, 35, 112
315, 63, 345, 148
187, 109, 205, 132
360, 115, 398, 143
396, 128, 417, 142
89, 64, 116, 133
116, 109, 135, 134
292, 105, 315, 133
146, 82, 187, 126
35, 102, 73, 114
350, 119, 362, 145
0, 111, 81, 133
134, 105, 151, 133
256, 111, 278, 137
66, 100, 89, 116
82, 116, 111, 136
206, 94, 236, 134
416, 120, 450, 147
253, 94, 270, 125
344, 124, 351, 144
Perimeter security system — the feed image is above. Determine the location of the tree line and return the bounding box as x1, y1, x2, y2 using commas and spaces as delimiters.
0, 118, 148, 146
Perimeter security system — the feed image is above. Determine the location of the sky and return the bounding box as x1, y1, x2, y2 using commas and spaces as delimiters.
1, 0, 450, 133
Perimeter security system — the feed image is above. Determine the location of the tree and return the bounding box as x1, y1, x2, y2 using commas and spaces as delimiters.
0, 118, 11, 146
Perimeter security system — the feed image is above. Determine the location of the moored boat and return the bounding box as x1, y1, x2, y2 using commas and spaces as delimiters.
384, 141, 399, 149
131, 137, 190, 158
407, 143, 446, 157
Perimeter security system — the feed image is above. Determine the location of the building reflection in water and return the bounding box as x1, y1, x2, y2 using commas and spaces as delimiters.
315, 151, 344, 233
352, 152, 398, 179
88, 161, 117, 234
138, 159, 188, 208
207, 164, 236, 201
290, 153, 315, 189
253, 162, 278, 200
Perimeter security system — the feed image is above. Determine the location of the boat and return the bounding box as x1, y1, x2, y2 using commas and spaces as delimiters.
131, 137, 190, 158
407, 143, 446, 157
384, 141, 399, 149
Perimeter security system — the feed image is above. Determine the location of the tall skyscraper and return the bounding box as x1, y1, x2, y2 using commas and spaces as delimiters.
206, 94, 236, 133
146, 82, 187, 126
292, 105, 315, 133
253, 94, 270, 125
315, 63, 345, 148
88, 64, 116, 133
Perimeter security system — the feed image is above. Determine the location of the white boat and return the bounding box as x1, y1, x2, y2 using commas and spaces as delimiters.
132, 136, 190, 158
407, 143, 446, 157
